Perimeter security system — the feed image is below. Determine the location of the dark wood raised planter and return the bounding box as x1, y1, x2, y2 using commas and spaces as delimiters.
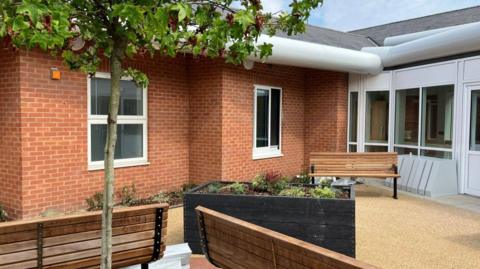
184, 181, 356, 257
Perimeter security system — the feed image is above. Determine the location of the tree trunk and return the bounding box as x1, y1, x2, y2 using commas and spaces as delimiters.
101, 38, 127, 269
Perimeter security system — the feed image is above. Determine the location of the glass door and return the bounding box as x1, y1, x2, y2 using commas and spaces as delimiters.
466, 89, 480, 196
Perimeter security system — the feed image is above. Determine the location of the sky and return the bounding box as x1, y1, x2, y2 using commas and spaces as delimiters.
255, 0, 480, 31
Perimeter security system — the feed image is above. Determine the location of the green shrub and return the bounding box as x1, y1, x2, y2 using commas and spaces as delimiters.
221, 182, 247, 195
86, 191, 104, 211
318, 177, 334, 187
270, 178, 289, 194
0, 204, 8, 222
279, 187, 306, 198
252, 174, 268, 192
310, 187, 336, 199
252, 172, 290, 194
118, 184, 137, 206
150, 192, 170, 203
293, 170, 311, 184
207, 182, 223, 193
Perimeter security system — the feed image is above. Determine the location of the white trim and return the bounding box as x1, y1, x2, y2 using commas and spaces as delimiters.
364, 142, 389, 147
463, 85, 480, 195
87, 72, 148, 170
252, 85, 283, 160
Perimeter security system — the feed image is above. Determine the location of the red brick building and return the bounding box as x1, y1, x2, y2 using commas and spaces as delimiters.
0, 47, 350, 219
5, 6, 480, 219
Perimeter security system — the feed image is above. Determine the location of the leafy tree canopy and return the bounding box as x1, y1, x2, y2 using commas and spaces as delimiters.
0, 0, 322, 85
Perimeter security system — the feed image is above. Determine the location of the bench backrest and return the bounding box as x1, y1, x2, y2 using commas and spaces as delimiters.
310, 152, 398, 177
0, 203, 168, 269
195, 206, 378, 269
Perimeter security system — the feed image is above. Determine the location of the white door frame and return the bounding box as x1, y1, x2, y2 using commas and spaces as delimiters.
462, 83, 480, 196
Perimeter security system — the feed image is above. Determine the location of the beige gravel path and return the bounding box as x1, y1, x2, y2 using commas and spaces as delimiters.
165, 185, 480, 268
356, 184, 480, 269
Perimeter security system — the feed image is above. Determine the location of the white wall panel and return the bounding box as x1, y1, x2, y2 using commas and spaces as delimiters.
464, 58, 480, 82
364, 72, 391, 90
394, 62, 456, 89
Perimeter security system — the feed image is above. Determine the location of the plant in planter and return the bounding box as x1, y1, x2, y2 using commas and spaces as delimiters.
86, 192, 104, 211
310, 186, 337, 199
220, 182, 247, 195
293, 170, 312, 184
185, 173, 356, 257
252, 171, 289, 194
0, 204, 8, 222
278, 186, 306, 197
118, 184, 137, 206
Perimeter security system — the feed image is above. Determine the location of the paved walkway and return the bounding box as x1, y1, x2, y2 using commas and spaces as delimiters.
166, 184, 480, 269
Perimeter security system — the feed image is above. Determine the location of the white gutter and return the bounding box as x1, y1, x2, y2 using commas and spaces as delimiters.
249, 35, 383, 75
384, 21, 480, 46
362, 22, 480, 67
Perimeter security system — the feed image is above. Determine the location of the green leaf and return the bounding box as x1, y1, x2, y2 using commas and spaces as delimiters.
176, 3, 191, 22
12, 16, 30, 32
258, 43, 273, 59
234, 10, 254, 31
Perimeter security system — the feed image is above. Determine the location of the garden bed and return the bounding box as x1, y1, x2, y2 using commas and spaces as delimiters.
184, 180, 356, 257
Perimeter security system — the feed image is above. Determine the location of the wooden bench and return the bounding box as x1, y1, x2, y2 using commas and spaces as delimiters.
196, 206, 378, 269
0, 203, 168, 269
309, 152, 400, 199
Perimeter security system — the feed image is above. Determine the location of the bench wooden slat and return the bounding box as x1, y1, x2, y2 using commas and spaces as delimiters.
43, 222, 156, 247
196, 206, 378, 269
0, 260, 37, 269
0, 239, 36, 255
0, 203, 168, 269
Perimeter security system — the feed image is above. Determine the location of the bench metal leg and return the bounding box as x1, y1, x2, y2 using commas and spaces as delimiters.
141, 263, 149, 269
393, 178, 398, 199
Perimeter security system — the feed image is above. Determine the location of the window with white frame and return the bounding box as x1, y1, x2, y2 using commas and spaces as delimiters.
253, 86, 282, 159
394, 84, 454, 159
88, 73, 148, 170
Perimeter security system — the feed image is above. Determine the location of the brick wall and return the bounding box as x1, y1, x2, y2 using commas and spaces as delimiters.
305, 69, 349, 163
188, 59, 223, 183
18, 50, 190, 218
0, 48, 22, 218
221, 62, 307, 180
1, 50, 348, 219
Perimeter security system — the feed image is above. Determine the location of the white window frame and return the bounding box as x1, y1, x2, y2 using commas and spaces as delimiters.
252, 85, 283, 160
87, 72, 149, 170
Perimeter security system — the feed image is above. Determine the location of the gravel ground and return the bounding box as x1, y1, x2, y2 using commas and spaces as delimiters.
165, 184, 480, 268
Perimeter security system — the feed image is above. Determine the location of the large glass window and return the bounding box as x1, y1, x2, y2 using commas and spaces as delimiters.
253, 86, 282, 159
88, 74, 147, 169
394, 84, 454, 158
365, 91, 389, 143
